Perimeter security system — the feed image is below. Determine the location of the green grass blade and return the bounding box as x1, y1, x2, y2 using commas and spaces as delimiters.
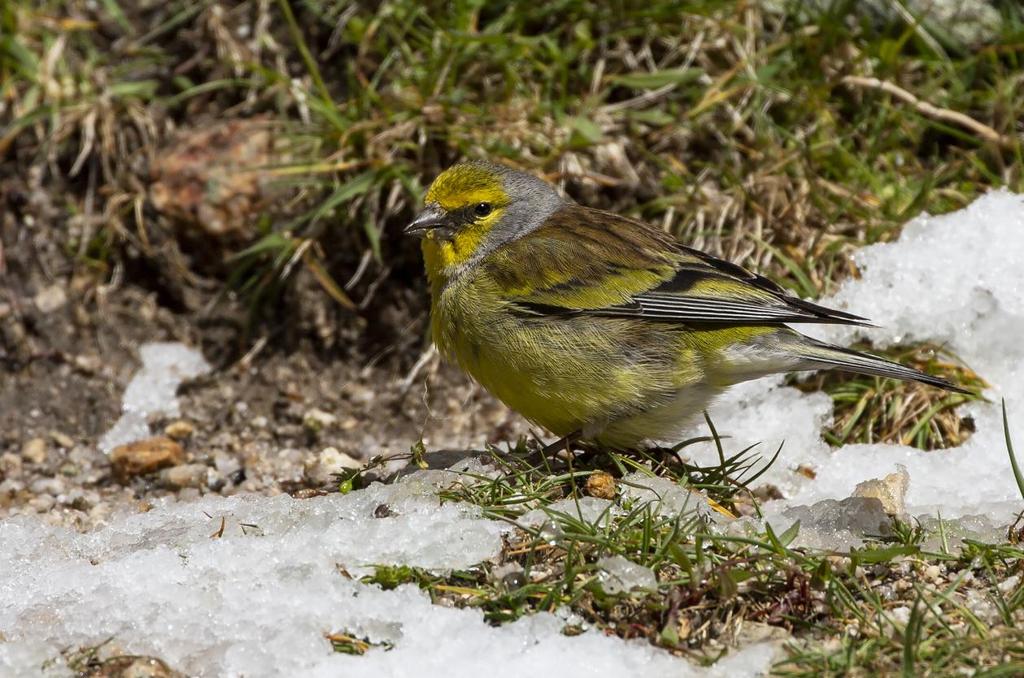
1003, 399, 1024, 501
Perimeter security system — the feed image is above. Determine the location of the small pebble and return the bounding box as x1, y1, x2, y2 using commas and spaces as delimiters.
304, 446, 362, 485
30, 477, 65, 495
110, 437, 186, 481
164, 420, 196, 440
51, 431, 75, 449
33, 284, 67, 313
303, 408, 338, 433
21, 438, 48, 464
159, 464, 209, 490
29, 494, 55, 512
87, 656, 182, 678
73, 354, 101, 373
0, 453, 23, 478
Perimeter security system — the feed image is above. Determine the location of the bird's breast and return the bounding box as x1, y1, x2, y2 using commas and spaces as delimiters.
427, 273, 695, 438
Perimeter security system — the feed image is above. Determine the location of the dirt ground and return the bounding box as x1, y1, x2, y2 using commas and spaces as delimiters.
0, 174, 531, 530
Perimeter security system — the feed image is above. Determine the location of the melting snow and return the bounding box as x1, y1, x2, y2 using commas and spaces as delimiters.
98, 342, 211, 453
0, 478, 775, 677
596, 555, 659, 594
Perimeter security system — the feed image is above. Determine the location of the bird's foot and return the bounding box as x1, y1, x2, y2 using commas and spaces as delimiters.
540, 430, 582, 456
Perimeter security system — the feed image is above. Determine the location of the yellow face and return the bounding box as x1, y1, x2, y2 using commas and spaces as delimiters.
416, 164, 511, 271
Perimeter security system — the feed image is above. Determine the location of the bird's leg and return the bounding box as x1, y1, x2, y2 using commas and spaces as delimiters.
646, 443, 674, 465
645, 443, 675, 456
520, 430, 583, 469
540, 429, 582, 457
645, 443, 683, 476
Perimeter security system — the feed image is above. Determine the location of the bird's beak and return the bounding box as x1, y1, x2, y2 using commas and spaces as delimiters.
404, 204, 447, 236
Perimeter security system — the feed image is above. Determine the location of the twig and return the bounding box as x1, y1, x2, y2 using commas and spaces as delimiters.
399, 345, 438, 396
601, 83, 678, 114
841, 75, 1015, 148
236, 336, 268, 371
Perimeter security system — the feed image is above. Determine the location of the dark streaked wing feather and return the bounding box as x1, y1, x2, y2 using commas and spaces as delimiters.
495, 206, 870, 327
591, 286, 871, 326
639, 245, 872, 325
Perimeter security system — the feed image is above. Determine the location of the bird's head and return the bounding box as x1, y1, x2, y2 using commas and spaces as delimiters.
406, 161, 564, 275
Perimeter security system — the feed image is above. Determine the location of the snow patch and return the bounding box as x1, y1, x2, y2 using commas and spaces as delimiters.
596, 555, 658, 593
98, 342, 211, 453
519, 496, 617, 529
0, 477, 775, 678
621, 471, 716, 521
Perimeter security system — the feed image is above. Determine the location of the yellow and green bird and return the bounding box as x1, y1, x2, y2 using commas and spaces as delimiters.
405, 161, 964, 448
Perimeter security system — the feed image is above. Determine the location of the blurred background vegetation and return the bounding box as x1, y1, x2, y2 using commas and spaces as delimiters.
1, 0, 1021, 442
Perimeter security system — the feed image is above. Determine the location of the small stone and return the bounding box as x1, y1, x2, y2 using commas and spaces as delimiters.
110, 437, 186, 481
373, 503, 395, 518
90, 655, 183, 678
69, 444, 104, 468
29, 494, 55, 512
206, 468, 226, 491
159, 463, 209, 490
68, 491, 94, 511
924, 564, 942, 580
213, 451, 242, 478
853, 464, 909, 515
51, 431, 75, 449
0, 453, 23, 478
291, 488, 326, 499
584, 471, 617, 500
733, 620, 791, 645
304, 446, 362, 485
342, 383, 374, 405
0, 478, 24, 498
163, 420, 195, 440
73, 354, 102, 373
30, 477, 65, 495
998, 574, 1020, 593
33, 284, 67, 313
303, 408, 338, 433
752, 484, 784, 502
21, 438, 48, 464
795, 464, 817, 479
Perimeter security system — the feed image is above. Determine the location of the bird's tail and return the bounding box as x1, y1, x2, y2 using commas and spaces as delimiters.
790, 335, 970, 394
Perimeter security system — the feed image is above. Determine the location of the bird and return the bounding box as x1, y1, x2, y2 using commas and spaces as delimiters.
404, 160, 966, 448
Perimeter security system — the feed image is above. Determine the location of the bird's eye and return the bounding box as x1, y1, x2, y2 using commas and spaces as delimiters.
473, 202, 493, 218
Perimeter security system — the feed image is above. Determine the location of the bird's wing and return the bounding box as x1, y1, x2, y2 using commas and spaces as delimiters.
483, 206, 869, 326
